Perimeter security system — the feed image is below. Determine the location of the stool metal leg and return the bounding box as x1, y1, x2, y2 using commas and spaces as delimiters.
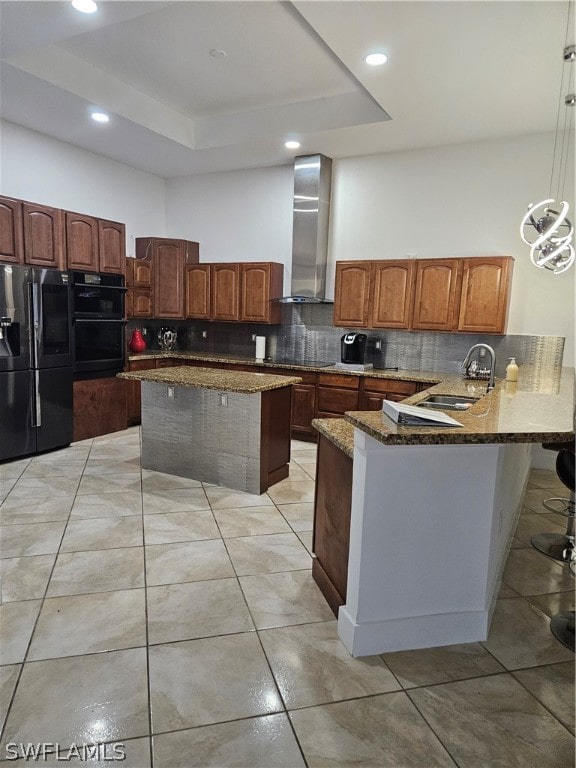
550, 611, 575, 651
531, 492, 575, 563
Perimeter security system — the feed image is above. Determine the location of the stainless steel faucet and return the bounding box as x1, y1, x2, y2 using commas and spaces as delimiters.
461, 343, 496, 392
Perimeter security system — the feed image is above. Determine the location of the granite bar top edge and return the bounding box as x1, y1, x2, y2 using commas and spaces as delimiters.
312, 418, 355, 458
118, 366, 302, 394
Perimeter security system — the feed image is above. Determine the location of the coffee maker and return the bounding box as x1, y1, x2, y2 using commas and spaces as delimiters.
341, 333, 367, 364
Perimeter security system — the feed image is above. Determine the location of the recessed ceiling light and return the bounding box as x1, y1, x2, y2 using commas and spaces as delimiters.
91, 111, 109, 123
285, 141, 301, 150
364, 52, 388, 66
72, 0, 97, 14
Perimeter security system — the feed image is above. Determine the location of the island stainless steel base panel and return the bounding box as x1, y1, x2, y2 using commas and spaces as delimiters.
141, 382, 263, 494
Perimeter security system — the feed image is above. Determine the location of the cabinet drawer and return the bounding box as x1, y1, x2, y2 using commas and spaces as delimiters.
362, 378, 417, 396
318, 373, 359, 390
156, 359, 175, 368
317, 386, 359, 414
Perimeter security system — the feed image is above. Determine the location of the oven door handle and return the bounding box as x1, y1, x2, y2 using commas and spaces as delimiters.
73, 319, 128, 324
73, 283, 128, 292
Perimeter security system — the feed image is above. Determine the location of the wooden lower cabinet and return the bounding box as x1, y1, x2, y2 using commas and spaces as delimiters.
73, 377, 127, 441
316, 373, 359, 419
289, 382, 317, 437
260, 387, 292, 490
312, 434, 353, 615
359, 377, 427, 409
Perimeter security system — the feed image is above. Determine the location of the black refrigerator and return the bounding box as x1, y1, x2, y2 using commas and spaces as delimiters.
0, 265, 73, 461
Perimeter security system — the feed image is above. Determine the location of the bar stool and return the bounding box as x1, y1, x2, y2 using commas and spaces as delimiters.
531, 444, 575, 563
549, 559, 575, 651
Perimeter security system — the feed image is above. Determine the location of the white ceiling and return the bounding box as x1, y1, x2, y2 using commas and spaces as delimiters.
0, 0, 571, 178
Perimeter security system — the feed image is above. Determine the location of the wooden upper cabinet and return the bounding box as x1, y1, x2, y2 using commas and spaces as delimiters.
212, 263, 240, 321
333, 261, 372, 327
22, 203, 65, 270
98, 220, 125, 274
137, 237, 199, 319
0, 196, 23, 264
125, 258, 152, 318
370, 260, 416, 329
186, 264, 211, 319
240, 262, 283, 324
412, 259, 462, 331
457, 257, 513, 334
65, 212, 99, 271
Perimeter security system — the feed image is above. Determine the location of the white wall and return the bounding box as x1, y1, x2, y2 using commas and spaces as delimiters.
3, 121, 572, 365
165, 165, 294, 287
329, 133, 575, 364
0, 121, 165, 256
165, 132, 574, 365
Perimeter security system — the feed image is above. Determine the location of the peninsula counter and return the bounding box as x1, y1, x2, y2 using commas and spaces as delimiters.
314, 366, 575, 656
118, 366, 302, 494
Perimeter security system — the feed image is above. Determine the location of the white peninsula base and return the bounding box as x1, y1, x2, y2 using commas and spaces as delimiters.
338, 430, 532, 656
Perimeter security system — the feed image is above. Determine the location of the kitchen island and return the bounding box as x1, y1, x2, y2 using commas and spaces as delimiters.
119, 366, 301, 494
313, 366, 574, 656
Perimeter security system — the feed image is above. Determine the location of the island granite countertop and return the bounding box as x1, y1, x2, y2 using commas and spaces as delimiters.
118, 366, 302, 394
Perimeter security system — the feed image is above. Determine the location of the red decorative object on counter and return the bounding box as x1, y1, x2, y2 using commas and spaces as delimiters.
128, 329, 146, 353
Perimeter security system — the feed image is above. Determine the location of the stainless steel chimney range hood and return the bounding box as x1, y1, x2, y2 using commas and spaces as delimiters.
279, 153, 333, 303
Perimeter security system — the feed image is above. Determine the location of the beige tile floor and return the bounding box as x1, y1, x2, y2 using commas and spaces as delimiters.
0, 428, 574, 767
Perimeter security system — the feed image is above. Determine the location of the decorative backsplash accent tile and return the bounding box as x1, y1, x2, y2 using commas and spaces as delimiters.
127, 303, 564, 376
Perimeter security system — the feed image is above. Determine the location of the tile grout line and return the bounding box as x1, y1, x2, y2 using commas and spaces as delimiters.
0, 439, 93, 749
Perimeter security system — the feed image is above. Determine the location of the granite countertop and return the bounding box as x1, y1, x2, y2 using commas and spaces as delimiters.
312, 418, 355, 458
345, 365, 575, 446
118, 366, 302, 394
127, 351, 443, 384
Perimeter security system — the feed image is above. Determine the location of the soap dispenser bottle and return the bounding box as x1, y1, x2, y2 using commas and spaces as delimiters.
505, 357, 518, 382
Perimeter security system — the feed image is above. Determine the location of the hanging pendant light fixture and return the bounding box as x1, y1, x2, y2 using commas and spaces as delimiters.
520, 8, 575, 276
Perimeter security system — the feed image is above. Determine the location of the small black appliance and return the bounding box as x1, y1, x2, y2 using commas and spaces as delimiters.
341, 333, 367, 364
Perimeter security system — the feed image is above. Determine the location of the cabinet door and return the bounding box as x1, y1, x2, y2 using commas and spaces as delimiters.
371, 261, 415, 329
153, 240, 184, 318
291, 383, 317, 435
457, 257, 513, 334
333, 262, 371, 327
65, 212, 99, 271
134, 261, 152, 287
23, 203, 65, 270
128, 289, 152, 318
98, 220, 125, 274
240, 262, 283, 324
412, 259, 462, 331
0, 197, 23, 264
312, 434, 353, 613
185, 264, 211, 319
211, 264, 240, 321
73, 377, 127, 440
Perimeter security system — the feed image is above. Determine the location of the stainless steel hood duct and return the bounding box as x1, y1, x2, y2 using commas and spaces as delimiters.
279, 154, 333, 303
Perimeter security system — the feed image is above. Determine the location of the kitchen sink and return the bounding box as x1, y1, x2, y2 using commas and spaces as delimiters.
417, 394, 480, 411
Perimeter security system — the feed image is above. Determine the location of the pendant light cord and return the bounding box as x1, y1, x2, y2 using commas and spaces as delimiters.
550, 0, 574, 202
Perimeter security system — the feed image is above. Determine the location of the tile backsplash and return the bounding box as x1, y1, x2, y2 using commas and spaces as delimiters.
127, 303, 564, 376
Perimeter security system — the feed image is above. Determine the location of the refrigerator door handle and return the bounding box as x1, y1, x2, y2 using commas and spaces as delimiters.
33, 369, 41, 428
29, 281, 40, 367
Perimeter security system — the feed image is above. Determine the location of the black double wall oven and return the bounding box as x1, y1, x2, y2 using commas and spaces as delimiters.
71, 271, 127, 380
